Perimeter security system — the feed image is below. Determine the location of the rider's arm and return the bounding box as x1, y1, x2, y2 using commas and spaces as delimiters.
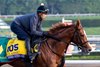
30, 16, 43, 37
38, 22, 42, 31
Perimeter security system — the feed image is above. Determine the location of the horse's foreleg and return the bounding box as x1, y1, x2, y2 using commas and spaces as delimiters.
49, 64, 58, 67
63, 64, 67, 67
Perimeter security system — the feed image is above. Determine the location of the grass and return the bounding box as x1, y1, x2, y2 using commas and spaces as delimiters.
84, 27, 100, 35
65, 55, 100, 60
43, 27, 100, 35
65, 52, 100, 60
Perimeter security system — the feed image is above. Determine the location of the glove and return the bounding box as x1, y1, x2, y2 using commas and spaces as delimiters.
42, 31, 49, 37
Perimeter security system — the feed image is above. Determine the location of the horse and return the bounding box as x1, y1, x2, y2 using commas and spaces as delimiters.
0, 20, 92, 67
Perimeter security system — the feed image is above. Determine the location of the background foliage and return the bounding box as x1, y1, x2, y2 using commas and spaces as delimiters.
0, 0, 100, 15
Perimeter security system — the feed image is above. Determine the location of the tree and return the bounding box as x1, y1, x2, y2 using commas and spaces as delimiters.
0, 0, 100, 15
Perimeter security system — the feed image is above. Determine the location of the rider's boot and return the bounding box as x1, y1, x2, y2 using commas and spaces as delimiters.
25, 38, 38, 63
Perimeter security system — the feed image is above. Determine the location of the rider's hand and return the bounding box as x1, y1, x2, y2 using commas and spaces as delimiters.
42, 31, 49, 37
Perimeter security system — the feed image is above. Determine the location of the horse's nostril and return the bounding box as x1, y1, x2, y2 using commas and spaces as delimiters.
88, 49, 91, 51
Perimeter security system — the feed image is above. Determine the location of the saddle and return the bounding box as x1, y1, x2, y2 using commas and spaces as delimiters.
6, 38, 27, 59
6, 37, 46, 60
0, 37, 46, 63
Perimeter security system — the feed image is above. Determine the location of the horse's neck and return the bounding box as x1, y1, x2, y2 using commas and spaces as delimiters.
47, 26, 75, 55
46, 39, 66, 57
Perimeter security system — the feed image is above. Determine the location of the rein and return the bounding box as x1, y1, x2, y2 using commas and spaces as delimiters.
46, 26, 88, 57
45, 35, 69, 57
45, 27, 73, 58
71, 26, 89, 49
41, 24, 89, 67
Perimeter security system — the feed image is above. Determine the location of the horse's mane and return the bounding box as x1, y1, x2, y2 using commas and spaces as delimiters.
49, 22, 74, 33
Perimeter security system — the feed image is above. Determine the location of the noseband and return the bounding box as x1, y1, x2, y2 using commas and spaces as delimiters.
71, 26, 89, 49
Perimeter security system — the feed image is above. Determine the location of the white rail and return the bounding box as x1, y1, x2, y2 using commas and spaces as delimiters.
1, 14, 100, 19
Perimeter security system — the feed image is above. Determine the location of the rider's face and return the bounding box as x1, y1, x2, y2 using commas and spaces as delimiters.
39, 13, 47, 20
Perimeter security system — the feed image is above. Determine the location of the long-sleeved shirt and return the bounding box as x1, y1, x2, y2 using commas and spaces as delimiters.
14, 13, 43, 36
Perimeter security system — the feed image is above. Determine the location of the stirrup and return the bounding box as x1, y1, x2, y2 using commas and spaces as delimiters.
33, 44, 39, 52
29, 52, 40, 63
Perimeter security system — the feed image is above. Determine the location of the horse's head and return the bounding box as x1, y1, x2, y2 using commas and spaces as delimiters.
49, 20, 92, 55
71, 20, 92, 55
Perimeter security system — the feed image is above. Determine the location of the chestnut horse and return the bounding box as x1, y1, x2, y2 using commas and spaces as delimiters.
0, 20, 92, 67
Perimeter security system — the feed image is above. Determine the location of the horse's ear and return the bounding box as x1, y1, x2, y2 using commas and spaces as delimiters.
76, 20, 82, 27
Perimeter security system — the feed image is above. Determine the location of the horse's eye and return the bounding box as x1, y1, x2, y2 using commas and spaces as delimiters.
80, 34, 84, 36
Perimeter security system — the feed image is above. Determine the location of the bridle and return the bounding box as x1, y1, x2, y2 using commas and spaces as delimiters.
45, 25, 89, 67
71, 26, 89, 50
46, 25, 89, 57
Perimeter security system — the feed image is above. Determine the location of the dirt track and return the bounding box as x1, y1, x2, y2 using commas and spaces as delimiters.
65, 60, 100, 67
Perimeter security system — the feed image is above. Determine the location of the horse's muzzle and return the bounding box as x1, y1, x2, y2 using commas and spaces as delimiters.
79, 48, 91, 55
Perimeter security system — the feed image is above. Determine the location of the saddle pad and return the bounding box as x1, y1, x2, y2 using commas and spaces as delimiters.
6, 38, 27, 58
0, 37, 10, 62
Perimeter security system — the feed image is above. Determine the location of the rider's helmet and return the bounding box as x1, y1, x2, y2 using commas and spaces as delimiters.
37, 3, 49, 14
